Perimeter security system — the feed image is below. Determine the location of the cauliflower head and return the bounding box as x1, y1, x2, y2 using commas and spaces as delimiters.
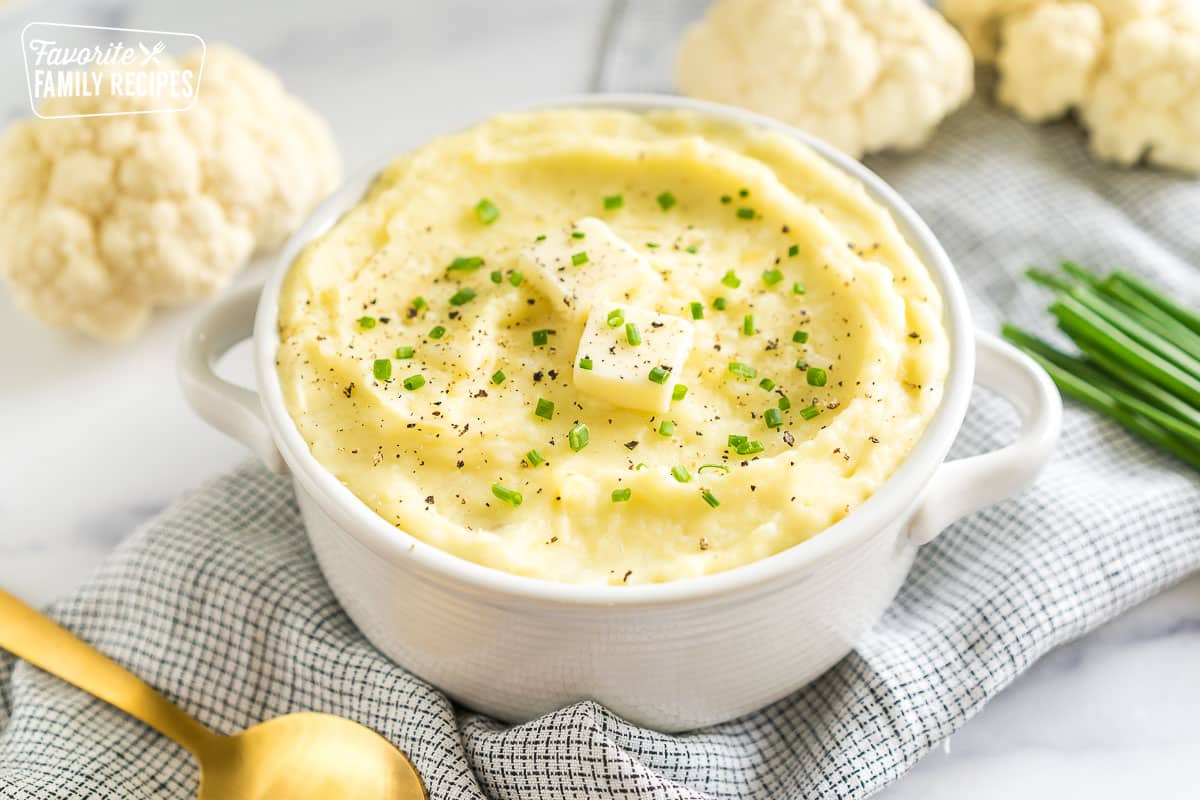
675, 0, 975, 158
0, 44, 341, 341
942, 0, 1200, 173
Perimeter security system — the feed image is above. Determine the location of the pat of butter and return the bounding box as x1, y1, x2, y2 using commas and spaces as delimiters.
518, 217, 655, 320
573, 302, 693, 414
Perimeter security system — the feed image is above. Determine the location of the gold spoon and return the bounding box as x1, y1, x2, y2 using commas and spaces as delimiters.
0, 588, 426, 799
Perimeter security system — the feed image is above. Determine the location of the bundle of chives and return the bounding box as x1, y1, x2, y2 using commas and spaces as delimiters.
1003, 261, 1200, 471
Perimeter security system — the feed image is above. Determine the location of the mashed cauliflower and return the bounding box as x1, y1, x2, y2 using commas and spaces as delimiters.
276, 109, 948, 585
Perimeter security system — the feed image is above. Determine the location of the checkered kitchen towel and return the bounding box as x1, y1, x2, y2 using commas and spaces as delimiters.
3, 16, 1200, 800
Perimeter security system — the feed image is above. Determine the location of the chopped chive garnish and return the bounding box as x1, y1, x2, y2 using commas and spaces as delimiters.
447, 256, 484, 272
713, 297, 728, 311
702, 490, 720, 508
412, 296, 427, 311
793, 330, 809, 344
532, 329, 551, 347
509, 271, 524, 287
645, 242, 660, 248
720, 194, 732, 204
728, 434, 748, 448
657, 191, 676, 211
526, 449, 545, 467
788, 244, 800, 258
373, 358, 392, 380
778, 395, 792, 411
449, 287, 477, 306
635, 462, 648, 470
604, 193, 624, 210
606, 308, 624, 327
728, 362, 757, 379
672, 384, 688, 401
578, 357, 593, 371
671, 465, 691, 483
698, 464, 731, 476
491, 370, 506, 385
759, 378, 776, 391
763, 268, 784, 286
721, 270, 741, 288
492, 483, 522, 507
658, 420, 676, 436
490, 270, 503, 284
736, 207, 755, 220
742, 314, 755, 335
800, 404, 821, 420
648, 366, 670, 384
738, 188, 749, 198
571, 230, 586, 239
764, 408, 783, 428
690, 302, 704, 320
534, 234, 547, 242
685, 244, 699, 254
534, 398, 555, 420
395, 346, 415, 359
474, 198, 499, 225
429, 325, 446, 339
568, 424, 590, 452
358, 316, 376, 329
795, 359, 807, 371
625, 322, 642, 346
402, 374, 426, 391
737, 439, 765, 455
612, 487, 632, 502
793, 281, 807, 295
807, 367, 828, 387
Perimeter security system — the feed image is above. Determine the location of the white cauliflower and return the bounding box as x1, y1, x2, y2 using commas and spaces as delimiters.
942, 0, 1200, 173
997, 3, 1105, 120
675, 0, 975, 158
0, 44, 341, 341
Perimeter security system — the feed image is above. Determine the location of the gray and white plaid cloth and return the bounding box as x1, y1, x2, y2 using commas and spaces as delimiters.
2, 74, 1199, 800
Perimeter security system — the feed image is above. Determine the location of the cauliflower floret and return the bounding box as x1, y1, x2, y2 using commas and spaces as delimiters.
997, 3, 1105, 120
675, 0, 975, 159
942, 0, 1200, 173
1083, 5, 1200, 172
0, 44, 341, 341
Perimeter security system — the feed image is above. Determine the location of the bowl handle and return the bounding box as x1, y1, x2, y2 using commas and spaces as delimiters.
907, 330, 1062, 545
178, 284, 287, 475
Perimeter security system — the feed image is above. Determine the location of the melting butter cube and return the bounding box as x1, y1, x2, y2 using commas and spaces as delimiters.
573, 302, 693, 414
518, 217, 655, 319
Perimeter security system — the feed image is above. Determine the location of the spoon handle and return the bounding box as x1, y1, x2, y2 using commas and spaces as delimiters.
0, 588, 217, 755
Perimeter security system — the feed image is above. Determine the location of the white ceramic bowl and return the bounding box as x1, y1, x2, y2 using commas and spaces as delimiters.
180, 94, 1061, 732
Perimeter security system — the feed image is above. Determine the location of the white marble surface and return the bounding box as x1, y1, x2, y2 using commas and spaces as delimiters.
0, 0, 1195, 797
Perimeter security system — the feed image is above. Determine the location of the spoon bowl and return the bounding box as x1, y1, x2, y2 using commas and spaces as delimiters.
199, 712, 426, 799
0, 589, 426, 799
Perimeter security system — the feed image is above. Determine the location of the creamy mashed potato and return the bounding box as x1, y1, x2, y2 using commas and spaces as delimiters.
277, 109, 948, 585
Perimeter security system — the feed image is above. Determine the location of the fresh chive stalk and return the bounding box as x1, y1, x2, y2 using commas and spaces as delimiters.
1005, 261, 1200, 472
1051, 296, 1200, 407
1003, 326, 1200, 448
1003, 326, 1200, 470
1111, 271, 1200, 335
